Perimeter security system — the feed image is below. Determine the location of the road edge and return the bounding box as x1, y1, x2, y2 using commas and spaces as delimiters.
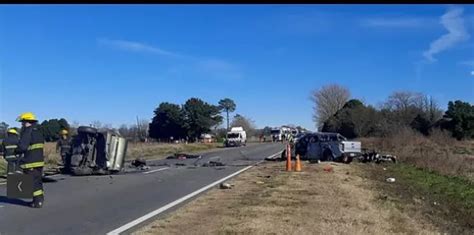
106, 150, 283, 235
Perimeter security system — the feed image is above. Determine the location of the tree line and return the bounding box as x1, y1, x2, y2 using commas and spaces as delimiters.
312, 84, 474, 140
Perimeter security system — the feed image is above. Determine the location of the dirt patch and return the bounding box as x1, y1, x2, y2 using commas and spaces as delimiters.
134, 162, 441, 235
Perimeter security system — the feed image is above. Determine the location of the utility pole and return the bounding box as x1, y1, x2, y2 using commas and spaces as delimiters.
136, 116, 141, 141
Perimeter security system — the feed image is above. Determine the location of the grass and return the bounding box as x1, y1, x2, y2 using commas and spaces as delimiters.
359, 128, 474, 181
391, 163, 474, 214
135, 162, 442, 234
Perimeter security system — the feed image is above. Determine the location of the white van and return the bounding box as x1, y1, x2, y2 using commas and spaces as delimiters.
225, 127, 247, 147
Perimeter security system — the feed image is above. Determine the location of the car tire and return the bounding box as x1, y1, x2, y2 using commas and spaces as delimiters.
322, 149, 334, 161
342, 155, 353, 164
78, 126, 98, 135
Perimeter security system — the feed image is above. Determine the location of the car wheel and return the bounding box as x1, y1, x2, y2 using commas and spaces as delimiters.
78, 126, 98, 135
322, 149, 334, 161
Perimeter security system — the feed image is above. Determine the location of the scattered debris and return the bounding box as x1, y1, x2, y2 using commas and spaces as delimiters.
323, 165, 333, 173
433, 201, 440, 206
383, 168, 387, 171
255, 181, 265, 185
131, 158, 150, 170
202, 161, 225, 167
359, 150, 398, 164
166, 153, 202, 160
386, 177, 396, 183
219, 182, 233, 189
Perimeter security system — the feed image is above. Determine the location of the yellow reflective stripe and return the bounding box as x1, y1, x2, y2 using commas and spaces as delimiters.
33, 190, 44, 196
28, 143, 44, 151
21, 162, 44, 169
5, 145, 18, 149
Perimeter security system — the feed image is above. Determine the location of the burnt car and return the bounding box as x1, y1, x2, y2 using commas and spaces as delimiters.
282, 132, 362, 164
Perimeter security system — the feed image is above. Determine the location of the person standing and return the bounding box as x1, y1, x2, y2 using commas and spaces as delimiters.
2, 128, 20, 174
15, 112, 45, 208
56, 129, 71, 167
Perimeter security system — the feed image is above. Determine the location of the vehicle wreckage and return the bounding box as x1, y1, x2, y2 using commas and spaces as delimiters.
62, 126, 128, 176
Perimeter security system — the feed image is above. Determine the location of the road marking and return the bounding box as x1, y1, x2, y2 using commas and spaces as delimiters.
143, 167, 170, 175
0, 182, 5, 185
107, 150, 283, 235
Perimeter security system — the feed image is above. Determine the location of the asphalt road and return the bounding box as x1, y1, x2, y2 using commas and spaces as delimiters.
0, 142, 284, 235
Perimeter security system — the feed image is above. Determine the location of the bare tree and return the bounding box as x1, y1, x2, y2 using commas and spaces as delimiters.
383, 91, 443, 126
230, 114, 257, 136
310, 84, 351, 129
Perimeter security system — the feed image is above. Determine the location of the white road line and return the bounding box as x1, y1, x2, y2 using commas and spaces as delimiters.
107, 150, 283, 235
143, 167, 170, 175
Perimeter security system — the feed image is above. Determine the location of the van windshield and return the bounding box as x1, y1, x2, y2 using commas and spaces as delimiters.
227, 133, 240, 138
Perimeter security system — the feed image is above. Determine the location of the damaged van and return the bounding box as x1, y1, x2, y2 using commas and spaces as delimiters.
64, 126, 128, 176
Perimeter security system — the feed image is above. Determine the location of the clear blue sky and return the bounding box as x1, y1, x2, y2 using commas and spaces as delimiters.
1, 4, 473, 130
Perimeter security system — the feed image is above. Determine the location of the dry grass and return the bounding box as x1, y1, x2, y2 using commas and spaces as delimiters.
126, 142, 222, 160
134, 162, 440, 235
358, 128, 474, 181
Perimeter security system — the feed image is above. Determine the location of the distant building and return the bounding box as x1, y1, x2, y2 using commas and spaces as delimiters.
200, 133, 215, 143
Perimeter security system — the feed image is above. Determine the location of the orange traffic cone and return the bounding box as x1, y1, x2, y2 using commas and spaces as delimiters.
286, 144, 292, 171
295, 154, 302, 172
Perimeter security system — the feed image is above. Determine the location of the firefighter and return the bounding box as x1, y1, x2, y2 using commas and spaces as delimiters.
2, 128, 20, 174
15, 112, 45, 208
56, 129, 71, 167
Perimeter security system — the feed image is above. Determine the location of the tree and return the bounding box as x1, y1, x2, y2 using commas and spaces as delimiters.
218, 98, 236, 131
442, 100, 474, 140
310, 84, 351, 130
0, 122, 9, 139
322, 99, 380, 138
40, 118, 70, 142
183, 98, 223, 140
149, 102, 187, 141
230, 114, 256, 136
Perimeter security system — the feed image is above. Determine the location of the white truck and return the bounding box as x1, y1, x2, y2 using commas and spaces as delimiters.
225, 127, 247, 147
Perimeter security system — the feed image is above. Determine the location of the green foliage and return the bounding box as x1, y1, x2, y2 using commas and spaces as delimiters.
322, 99, 380, 138
218, 98, 237, 130
40, 118, 70, 142
0, 122, 8, 139
149, 102, 187, 140
442, 100, 474, 140
391, 164, 474, 211
183, 98, 223, 139
149, 98, 223, 141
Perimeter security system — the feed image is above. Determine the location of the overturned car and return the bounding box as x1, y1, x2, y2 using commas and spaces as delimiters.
64, 126, 128, 176
282, 132, 362, 164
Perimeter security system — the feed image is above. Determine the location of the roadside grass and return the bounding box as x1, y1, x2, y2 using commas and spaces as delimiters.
364, 162, 474, 234
392, 164, 474, 210
135, 162, 440, 235
359, 128, 474, 181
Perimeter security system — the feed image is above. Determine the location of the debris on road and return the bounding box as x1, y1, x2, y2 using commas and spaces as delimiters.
219, 182, 233, 189
386, 177, 396, 183
166, 153, 202, 160
255, 181, 265, 184
131, 158, 150, 170
323, 165, 334, 173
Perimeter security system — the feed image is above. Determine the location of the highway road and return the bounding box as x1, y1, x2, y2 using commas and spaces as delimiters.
0, 142, 284, 235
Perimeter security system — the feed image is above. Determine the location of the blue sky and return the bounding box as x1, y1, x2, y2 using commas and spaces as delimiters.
1, 4, 473, 130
